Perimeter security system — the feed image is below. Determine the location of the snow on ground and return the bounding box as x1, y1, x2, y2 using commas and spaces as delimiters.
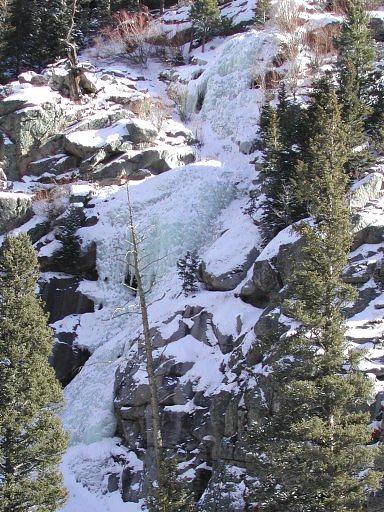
61, 441, 143, 512
20, 1, 380, 508
0, 85, 61, 106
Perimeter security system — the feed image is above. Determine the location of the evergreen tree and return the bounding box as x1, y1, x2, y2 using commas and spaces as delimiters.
177, 251, 199, 295
54, 207, 82, 272
35, 0, 70, 66
146, 458, 196, 512
336, 0, 376, 177
0, 234, 68, 512
1, 0, 35, 74
189, 0, 221, 53
294, 77, 349, 215
0, 1, 11, 73
0, 0, 70, 76
254, 0, 271, 25
258, 85, 305, 243
366, 69, 384, 152
248, 79, 383, 511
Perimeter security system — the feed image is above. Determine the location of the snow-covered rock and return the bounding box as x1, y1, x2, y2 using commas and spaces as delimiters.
350, 171, 383, 209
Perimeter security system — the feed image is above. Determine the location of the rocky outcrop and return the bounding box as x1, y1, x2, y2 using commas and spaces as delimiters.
114, 305, 244, 500
50, 331, 91, 387
63, 118, 158, 160
39, 275, 95, 323
27, 154, 78, 177
90, 145, 195, 184
0, 87, 66, 180
198, 247, 258, 292
350, 172, 383, 210
39, 241, 98, 280
240, 233, 303, 307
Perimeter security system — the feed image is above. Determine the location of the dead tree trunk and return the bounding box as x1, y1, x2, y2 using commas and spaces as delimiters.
126, 185, 164, 483
65, 0, 82, 101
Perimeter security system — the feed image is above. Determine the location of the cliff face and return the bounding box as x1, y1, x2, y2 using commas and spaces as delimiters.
0, 1, 384, 510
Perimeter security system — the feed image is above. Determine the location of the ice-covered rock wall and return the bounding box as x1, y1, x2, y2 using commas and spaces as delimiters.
185, 30, 281, 146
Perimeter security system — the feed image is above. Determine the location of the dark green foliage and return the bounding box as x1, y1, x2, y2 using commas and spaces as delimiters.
0, 233, 68, 512
35, 1, 70, 65
248, 78, 383, 512
336, 0, 376, 176
254, 0, 271, 25
294, 77, 349, 215
190, 0, 221, 52
146, 458, 196, 512
366, 69, 384, 152
258, 84, 305, 243
54, 207, 83, 272
177, 251, 199, 296
0, 0, 70, 77
0, 0, 114, 80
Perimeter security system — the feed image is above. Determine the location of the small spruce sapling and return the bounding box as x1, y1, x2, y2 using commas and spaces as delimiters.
177, 251, 200, 296
54, 207, 82, 272
254, 0, 271, 25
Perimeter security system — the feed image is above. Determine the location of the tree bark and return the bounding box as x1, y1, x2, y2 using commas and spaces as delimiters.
126, 185, 164, 483
65, 0, 82, 101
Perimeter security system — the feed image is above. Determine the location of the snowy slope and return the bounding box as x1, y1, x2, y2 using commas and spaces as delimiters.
1, 0, 383, 510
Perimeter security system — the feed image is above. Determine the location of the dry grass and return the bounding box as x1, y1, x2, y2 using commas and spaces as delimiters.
93, 9, 185, 66
272, 0, 305, 33
167, 83, 190, 121
32, 185, 72, 220
135, 96, 172, 130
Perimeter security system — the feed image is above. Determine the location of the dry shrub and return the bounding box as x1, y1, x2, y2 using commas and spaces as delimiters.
94, 9, 154, 64
135, 97, 172, 130
272, 51, 288, 68
272, 0, 305, 33
264, 69, 285, 89
167, 83, 189, 121
323, 0, 380, 13
94, 9, 184, 66
305, 23, 341, 72
32, 185, 72, 220
304, 23, 340, 56
280, 32, 304, 62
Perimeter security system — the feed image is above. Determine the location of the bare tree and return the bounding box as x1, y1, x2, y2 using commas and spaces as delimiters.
125, 184, 164, 481
124, 184, 196, 512
64, 0, 82, 101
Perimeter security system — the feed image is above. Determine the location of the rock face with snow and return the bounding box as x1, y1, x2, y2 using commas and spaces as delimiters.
1, 2, 384, 510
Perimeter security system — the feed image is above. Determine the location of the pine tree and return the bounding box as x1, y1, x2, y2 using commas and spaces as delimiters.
54, 207, 82, 272
336, 0, 376, 177
0, 1, 11, 77
248, 78, 383, 511
177, 251, 199, 296
366, 69, 384, 152
0, 0, 70, 76
147, 458, 196, 512
258, 85, 305, 243
294, 77, 349, 215
35, 0, 70, 66
0, 233, 68, 512
254, 0, 271, 25
1, 0, 35, 73
189, 0, 221, 52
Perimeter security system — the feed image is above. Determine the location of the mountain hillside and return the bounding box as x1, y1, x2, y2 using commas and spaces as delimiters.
0, 0, 384, 511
